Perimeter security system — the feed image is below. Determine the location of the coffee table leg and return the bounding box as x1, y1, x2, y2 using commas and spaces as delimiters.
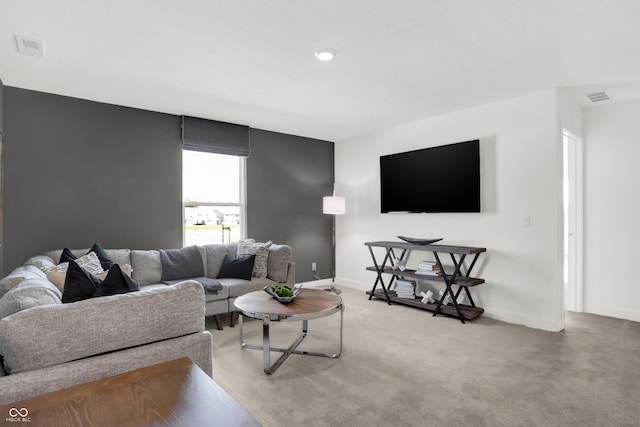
239, 304, 344, 374
263, 318, 271, 374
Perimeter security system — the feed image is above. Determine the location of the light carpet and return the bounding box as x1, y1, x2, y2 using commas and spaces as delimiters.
206, 286, 640, 427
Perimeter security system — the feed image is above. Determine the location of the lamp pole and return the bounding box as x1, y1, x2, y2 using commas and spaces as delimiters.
323, 193, 345, 294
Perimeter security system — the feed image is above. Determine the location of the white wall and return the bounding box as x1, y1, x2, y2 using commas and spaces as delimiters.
335, 89, 565, 331
583, 100, 640, 321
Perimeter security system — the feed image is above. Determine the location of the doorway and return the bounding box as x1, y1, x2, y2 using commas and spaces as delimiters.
562, 129, 583, 312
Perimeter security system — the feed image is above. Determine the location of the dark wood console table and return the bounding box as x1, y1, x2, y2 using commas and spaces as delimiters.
364, 241, 486, 323
0, 358, 260, 426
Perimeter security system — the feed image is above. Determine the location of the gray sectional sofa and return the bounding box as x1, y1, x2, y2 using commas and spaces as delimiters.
0, 240, 294, 404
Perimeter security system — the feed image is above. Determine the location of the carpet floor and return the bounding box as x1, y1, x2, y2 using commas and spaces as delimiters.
206, 286, 640, 427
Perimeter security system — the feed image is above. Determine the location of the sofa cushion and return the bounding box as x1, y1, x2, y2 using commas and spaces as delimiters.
0, 279, 62, 319
204, 283, 229, 302
104, 249, 132, 268
222, 277, 275, 298
267, 244, 292, 283
201, 243, 239, 278
24, 255, 56, 272
0, 266, 47, 299
130, 250, 162, 286
237, 240, 272, 279
0, 280, 205, 374
159, 246, 205, 281
217, 255, 255, 280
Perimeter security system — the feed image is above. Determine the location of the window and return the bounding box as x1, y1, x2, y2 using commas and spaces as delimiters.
183, 150, 246, 246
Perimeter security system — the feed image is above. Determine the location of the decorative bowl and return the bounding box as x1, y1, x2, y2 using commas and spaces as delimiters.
397, 236, 443, 245
263, 285, 302, 303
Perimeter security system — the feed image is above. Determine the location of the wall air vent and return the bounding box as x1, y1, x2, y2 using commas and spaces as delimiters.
15, 34, 44, 58
586, 91, 610, 103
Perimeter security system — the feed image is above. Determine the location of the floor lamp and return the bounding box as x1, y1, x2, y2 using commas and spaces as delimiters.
323, 193, 346, 293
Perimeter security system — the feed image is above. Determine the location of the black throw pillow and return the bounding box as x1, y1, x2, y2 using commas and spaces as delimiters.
59, 247, 77, 263
90, 242, 114, 270
93, 264, 140, 297
217, 255, 256, 280
62, 260, 102, 303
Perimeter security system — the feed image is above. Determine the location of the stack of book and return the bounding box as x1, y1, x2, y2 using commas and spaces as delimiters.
395, 279, 416, 298
415, 260, 442, 276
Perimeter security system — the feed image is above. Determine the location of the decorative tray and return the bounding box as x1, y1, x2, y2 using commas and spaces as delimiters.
263, 285, 302, 303
397, 236, 443, 245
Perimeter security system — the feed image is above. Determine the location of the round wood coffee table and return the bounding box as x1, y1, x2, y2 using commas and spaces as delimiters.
234, 288, 344, 374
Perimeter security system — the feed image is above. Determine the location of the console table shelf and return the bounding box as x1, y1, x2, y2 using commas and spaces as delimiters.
365, 289, 485, 321
364, 241, 487, 323
364, 266, 484, 287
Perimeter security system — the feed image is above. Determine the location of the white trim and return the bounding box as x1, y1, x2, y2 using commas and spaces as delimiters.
239, 156, 247, 240
562, 129, 584, 313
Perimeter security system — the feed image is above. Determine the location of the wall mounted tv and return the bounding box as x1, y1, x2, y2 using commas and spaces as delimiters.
380, 139, 480, 213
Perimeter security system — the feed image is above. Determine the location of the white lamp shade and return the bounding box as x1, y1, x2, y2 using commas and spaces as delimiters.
323, 196, 346, 214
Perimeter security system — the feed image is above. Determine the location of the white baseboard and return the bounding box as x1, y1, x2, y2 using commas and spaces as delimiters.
334, 277, 370, 291
314, 278, 567, 331
298, 278, 370, 291
298, 278, 332, 289
583, 304, 640, 323
482, 307, 564, 332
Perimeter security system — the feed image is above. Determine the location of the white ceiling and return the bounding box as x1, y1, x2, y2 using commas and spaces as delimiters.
1, 0, 640, 142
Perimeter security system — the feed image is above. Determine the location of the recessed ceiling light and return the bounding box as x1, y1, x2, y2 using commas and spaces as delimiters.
315, 48, 336, 61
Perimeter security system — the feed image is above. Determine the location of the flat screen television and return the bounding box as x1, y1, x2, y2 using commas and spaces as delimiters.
380, 139, 480, 213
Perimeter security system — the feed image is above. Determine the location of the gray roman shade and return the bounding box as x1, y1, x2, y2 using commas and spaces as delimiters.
182, 116, 250, 157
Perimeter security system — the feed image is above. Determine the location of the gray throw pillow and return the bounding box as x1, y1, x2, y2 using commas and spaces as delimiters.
237, 240, 272, 279
160, 246, 205, 281
267, 244, 292, 283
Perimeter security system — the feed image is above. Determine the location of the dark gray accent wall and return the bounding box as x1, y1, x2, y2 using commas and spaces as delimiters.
2, 87, 335, 281
0, 78, 4, 276
247, 129, 334, 283
0, 77, 4, 130
3, 88, 183, 272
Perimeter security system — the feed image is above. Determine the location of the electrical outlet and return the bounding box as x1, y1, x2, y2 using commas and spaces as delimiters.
312, 262, 317, 271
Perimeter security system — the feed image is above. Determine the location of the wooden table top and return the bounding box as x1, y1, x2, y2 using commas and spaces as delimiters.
234, 288, 343, 321
0, 357, 260, 427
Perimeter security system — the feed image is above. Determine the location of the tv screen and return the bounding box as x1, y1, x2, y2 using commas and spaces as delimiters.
380, 140, 480, 213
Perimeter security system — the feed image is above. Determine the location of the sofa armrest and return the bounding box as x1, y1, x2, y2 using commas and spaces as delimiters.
285, 262, 295, 285
0, 331, 212, 405
0, 281, 205, 375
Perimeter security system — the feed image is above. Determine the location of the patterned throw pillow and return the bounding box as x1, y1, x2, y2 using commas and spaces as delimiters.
237, 240, 272, 279
45, 252, 104, 276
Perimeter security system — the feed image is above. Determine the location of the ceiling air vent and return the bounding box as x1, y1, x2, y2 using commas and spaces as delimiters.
15, 35, 44, 58
586, 91, 610, 103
